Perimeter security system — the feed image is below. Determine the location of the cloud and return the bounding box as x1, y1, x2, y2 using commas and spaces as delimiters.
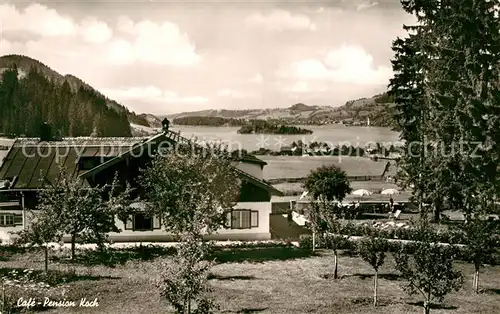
356, 1, 379, 11
244, 10, 316, 31
284, 81, 327, 93
215, 88, 255, 99
0, 3, 77, 37
80, 18, 113, 43
283, 45, 392, 85
0, 4, 199, 67
102, 86, 208, 104
0, 4, 112, 43
0, 2, 409, 113
248, 74, 263, 84
108, 16, 200, 66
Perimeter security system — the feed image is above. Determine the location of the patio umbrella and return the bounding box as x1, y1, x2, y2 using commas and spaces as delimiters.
352, 189, 373, 196
381, 188, 399, 195
299, 190, 309, 200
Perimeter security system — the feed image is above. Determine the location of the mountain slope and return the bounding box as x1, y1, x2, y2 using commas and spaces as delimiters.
167, 95, 397, 128
167, 103, 327, 121
0, 54, 161, 137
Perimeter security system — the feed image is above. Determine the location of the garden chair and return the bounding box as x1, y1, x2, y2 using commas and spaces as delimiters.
389, 210, 401, 220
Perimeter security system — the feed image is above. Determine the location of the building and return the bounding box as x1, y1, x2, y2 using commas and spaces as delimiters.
0, 129, 283, 243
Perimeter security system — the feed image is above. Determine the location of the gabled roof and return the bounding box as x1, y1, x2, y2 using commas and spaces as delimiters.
78, 130, 283, 196
0, 137, 145, 190
239, 154, 267, 166
77, 132, 168, 179
0, 131, 282, 196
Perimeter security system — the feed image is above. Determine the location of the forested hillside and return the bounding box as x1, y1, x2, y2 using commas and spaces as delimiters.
0, 55, 165, 137
0, 65, 132, 137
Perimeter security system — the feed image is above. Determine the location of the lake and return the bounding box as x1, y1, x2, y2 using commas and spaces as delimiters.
170, 125, 401, 151
0, 125, 401, 166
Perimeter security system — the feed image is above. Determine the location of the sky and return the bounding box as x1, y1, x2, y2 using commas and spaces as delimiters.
0, 0, 415, 115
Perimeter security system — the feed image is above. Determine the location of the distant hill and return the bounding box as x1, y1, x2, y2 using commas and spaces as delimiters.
0, 54, 161, 137
167, 95, 397, 128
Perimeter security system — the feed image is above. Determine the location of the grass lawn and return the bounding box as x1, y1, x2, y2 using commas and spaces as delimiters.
1, 246, 499, 314
260, 156, 389, 180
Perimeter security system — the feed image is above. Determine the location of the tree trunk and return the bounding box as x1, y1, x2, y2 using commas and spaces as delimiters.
71, 233, 76, 260
2, 281, 5, 312
472, 270, 476, 293
312, 231, 316, 252
373, 270, 378, 306
44, 244, 49, 273
423, 301, 430, 314
188, 298, 191, 314
433, 200, 441, 222
334, 251, 338, 279
474, 265, 479, 293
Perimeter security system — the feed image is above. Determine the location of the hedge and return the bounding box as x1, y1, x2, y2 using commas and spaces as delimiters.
298, 234, 500, 265
339, 222, 500, 246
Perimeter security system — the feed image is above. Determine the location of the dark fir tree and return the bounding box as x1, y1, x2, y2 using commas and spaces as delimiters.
390, 0, 500, 220
0, 64, 132, 137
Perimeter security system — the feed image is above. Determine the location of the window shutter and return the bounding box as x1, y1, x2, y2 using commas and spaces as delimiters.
250, 211, 258, 228
226, 212, 232, 228
125, 216, 133, 230
231, 211, 240, 229
14, 214, 23, 225
153, 216, 161, 229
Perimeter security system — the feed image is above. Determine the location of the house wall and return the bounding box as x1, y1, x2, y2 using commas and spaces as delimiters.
105, 201, 271, 242
0, 202, 271, 243
231, 161, 263, 180
0, 209, 35, 243
0, 209, 22, 242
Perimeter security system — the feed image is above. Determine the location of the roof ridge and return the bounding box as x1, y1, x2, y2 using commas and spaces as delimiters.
15, 136, 148, 140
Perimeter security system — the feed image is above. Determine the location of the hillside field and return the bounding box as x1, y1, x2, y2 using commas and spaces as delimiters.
261, 155, 391, 180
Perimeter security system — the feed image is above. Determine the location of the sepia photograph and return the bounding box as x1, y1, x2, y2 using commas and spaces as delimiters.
0, 0, 499, 313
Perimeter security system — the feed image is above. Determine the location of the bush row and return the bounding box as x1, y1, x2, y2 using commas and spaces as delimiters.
340, 222, 500, 247
298, 234, 500, 265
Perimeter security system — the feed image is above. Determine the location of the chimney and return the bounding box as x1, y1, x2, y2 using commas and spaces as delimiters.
39, 122, 53, 142
162, 118, 170, 132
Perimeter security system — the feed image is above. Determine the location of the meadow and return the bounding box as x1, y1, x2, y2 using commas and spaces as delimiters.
1, 245, 498, 314
260, 155, 391, 180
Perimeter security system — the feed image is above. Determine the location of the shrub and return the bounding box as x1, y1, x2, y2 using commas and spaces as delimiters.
298, 234, 316, 250
1, 269, 70, 313
357, 236, 389, 306
157, 240, 218, 314
298, 234, 354, 251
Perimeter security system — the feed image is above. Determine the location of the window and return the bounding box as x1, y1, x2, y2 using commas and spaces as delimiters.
251, 211, 259, 227
0, 214, 17, 227
134, 214, 152, 231
124, 214, 161, 231
229, 210, 259, 229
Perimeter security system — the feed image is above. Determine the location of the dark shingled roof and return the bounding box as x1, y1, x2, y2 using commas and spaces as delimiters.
0, 132, 283, 196
239, 154, 267, 166
78, 131, 283, 196
0, 137, 146, 189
